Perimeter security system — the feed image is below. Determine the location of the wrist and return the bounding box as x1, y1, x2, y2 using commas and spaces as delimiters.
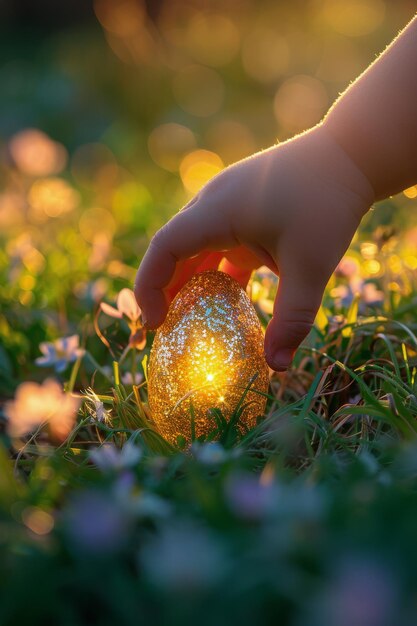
294, 123, 376, 217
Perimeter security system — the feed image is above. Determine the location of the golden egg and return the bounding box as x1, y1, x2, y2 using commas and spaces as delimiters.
148, 270, 269, 445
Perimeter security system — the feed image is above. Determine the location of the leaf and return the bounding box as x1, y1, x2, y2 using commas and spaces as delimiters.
342, 293, 359, 338
142, 354, 148, 383
315, 305, 329, 332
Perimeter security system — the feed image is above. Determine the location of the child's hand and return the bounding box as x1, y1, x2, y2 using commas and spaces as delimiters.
136, 16, 417, 370
135, 123, 374, 370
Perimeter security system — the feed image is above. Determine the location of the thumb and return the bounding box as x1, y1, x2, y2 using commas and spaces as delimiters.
264, 272, 325, 371
135, 197, 236, 329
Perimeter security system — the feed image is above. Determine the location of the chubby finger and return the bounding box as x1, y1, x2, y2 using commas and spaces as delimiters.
135, 203, 236, 328
264, 271, 325, 371
221, 245, 279, 289
166, 251, 224, 300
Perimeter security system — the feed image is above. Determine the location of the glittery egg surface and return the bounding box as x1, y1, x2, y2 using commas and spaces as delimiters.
148, 270, 269, 445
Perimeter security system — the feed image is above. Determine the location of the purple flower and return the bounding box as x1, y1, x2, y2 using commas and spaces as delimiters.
35, 334, 85, 373
317, 556, 397, 626
191, 442, 229, 465
64, 491, 129, 554
140, 521, 228, 591
121, 371, 144, 386
225, 473, 275, 522
89, 441, 142, 472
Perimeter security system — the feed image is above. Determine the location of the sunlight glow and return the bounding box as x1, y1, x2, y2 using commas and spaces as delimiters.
22, 507, 54, 536
28, 178, 80, 218
404, 186, 417, 199
179, 149, 224, 194
9, 129, 67, 177
147, 272, 269, 444
185, 336, 231, 396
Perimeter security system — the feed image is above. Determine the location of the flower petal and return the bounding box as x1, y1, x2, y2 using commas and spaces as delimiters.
5, 379, 79, 440
35, 356, 54, 367
57, 337, 68, 352
90, 445, 120, 471
120, 440, 142, 466
56, 359, 69, 373
129, 328, 147, 350
117, 288, 141, 322
100, 302, 123, 319
65, 335, 80, 353
38, 342, 55, 357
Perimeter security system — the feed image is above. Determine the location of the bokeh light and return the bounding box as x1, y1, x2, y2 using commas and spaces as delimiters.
205, 120, 257, 165
22, 507, 55, 536
148, 123, 197, 172
0, 192, 25, 228
274, 75, 328, 135
184, 13, 240, 67
179, 149, 224, 194
112, 180, 152, 226
321, 0, 386, 37
79, 207, 117, 242
9, 129, 67, 177
28, 178, 80, 219
403, 186, 417, 199
94, 0, 146, 37
242, 28, 290, 84
172, 65, 224, 117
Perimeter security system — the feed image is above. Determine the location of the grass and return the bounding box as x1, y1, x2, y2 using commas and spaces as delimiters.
2, 253, 417, 625
2, 148, 417, 623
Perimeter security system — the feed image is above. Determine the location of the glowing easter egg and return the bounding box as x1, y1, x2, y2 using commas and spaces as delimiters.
148, 270, 269, 445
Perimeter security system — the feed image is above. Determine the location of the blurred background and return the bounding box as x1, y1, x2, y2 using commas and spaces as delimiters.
1, 0, 417, 385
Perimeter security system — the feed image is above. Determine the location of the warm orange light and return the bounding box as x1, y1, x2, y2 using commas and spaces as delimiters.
28, 178, 80, 218
9, 129, 67, 176
404, 186, 417, 199
22, 507, 54, 535
179, 150, 224, 194
148, 271, 269, 445
321, 0, 385, 37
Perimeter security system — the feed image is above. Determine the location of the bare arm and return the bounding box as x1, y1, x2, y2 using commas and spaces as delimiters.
135, 16, 417, 371
325, 15, 417, 200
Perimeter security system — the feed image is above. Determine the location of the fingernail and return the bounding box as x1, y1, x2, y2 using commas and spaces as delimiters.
266, 348, 294, 372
